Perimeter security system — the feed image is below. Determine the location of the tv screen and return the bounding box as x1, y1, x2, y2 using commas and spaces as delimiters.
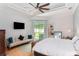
14, 22, 25, 29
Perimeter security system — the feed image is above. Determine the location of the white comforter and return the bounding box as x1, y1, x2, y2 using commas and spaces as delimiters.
33, 38, 77, 56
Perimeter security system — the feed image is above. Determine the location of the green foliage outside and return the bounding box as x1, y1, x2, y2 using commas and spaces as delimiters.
34, 23, 45, 40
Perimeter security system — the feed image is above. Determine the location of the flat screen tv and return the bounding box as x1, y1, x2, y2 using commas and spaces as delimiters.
14, 22, 25, 29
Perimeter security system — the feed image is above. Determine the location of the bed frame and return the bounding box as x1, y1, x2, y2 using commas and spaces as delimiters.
34, 51, 79, 56
34, 51, 47, 56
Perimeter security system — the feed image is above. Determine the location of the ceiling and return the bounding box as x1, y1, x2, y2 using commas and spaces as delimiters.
7, 3, 78, 17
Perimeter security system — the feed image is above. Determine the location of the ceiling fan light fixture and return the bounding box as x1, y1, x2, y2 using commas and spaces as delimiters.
29, 3, 50, 13
39, 9, 44, 13
40, 7, 50, 10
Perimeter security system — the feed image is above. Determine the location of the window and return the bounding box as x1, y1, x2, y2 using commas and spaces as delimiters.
32, 20, 47, 41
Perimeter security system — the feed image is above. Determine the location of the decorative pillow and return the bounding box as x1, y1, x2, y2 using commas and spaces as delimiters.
7, 37, 13, 44
72, 36, 79, 43
18, 35, 24, 40
7, 37, 13, 48
28, 35, 32, 39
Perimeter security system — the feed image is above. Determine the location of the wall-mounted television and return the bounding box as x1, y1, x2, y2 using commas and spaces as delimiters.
14, 22, 25, 29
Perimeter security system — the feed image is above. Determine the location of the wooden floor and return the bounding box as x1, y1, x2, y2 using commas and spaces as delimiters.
6, 47, 33, 56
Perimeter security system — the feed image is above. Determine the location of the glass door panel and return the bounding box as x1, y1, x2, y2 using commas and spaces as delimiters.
32, 20, 47, 41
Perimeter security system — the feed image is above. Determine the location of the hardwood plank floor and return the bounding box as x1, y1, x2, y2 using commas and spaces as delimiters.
6, 47, 33, 56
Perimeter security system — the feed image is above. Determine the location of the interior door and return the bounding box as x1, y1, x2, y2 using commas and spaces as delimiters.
0, 30, 6, 56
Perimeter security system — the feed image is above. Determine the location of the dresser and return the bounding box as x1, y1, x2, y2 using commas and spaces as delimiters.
0, 30, 6, 56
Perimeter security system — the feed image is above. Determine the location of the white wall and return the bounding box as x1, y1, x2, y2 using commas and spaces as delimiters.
74, 5, 79, 36
34, 8, 74, 38
0, 4, 32, 41
49, 8, 73, 37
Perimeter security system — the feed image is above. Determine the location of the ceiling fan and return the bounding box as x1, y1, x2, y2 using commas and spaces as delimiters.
29, 3, 50, 13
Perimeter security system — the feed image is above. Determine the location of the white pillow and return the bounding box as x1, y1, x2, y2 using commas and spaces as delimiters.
72, 36, 79, 54
72, 36, 79, 43
73, 39, 79, 54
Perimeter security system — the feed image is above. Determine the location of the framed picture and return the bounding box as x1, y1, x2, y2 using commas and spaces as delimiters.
53, 31, 62, 39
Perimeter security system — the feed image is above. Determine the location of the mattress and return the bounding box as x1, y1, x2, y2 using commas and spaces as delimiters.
33, 38, 77, 56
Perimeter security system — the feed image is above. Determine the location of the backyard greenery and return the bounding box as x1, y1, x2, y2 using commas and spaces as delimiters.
34, 23, 45, 40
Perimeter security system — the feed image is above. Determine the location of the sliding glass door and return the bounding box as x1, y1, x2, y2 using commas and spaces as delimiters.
32, 20, 47, 41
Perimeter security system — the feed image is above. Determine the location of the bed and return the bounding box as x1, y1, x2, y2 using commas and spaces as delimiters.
33, 37, 79, 56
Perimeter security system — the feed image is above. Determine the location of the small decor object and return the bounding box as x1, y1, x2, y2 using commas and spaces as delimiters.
7, 37, 13, 44
53, 31, 62, 39
28, 35, 32, 39
18, 35, 24, 40
50, 25, 54, 35
48, 25, 54, 37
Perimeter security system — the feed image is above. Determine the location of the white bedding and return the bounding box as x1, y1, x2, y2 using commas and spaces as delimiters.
33, 38, 77, 56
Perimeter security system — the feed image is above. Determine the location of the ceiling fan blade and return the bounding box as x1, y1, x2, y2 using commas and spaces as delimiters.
36, 3, 40, 8
39, 3, 50, 8
39, 9, 44, 13
40, 8, 50, 10
29, 3, 36, 9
